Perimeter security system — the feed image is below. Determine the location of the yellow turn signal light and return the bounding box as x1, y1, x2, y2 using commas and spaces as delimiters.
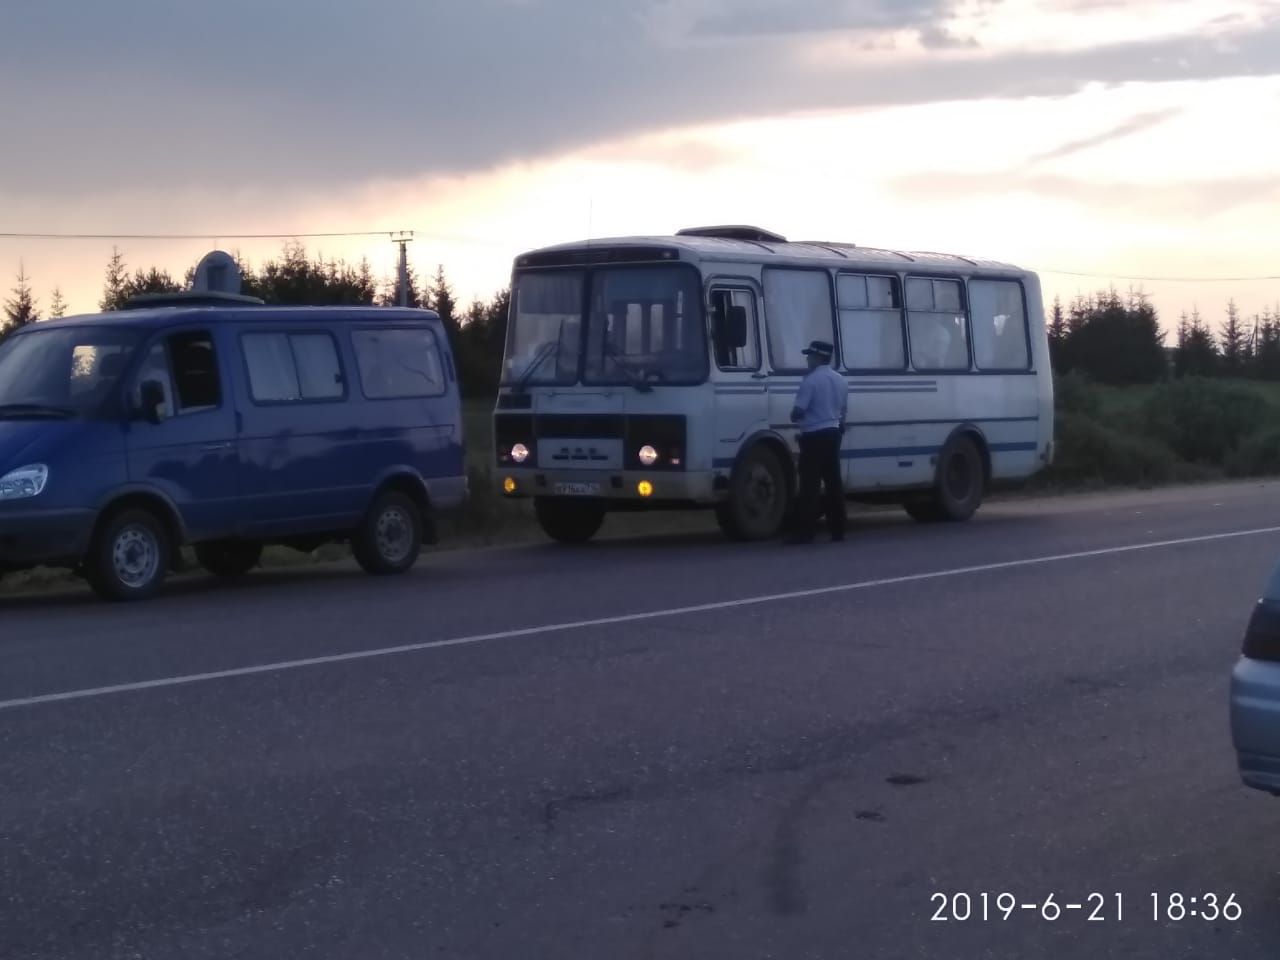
503, 477, 517, 495
637, 480, 654, 498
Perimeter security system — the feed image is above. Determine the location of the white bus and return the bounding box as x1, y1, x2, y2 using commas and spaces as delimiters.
493, 225, 1053, 543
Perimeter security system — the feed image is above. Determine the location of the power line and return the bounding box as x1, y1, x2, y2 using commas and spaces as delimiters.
1042, 268, 1280, 283
0, 228, 513, 249
0, 230, 403, 241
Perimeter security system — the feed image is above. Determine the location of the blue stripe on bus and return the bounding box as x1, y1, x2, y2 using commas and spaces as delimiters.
712, 441, 1037, 469
767, 418, 1039, 432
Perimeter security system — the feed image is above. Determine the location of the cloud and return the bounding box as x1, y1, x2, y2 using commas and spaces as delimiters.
0, 0, 1277, 198
890, 171, 1280, 218
1026, 108, 1182, 164
685, 0, 951, 38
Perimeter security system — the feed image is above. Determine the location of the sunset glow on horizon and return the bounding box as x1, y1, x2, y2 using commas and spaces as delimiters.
2, 0, 1277, 329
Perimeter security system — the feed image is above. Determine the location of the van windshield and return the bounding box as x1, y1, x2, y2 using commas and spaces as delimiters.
0, 326, 140, 419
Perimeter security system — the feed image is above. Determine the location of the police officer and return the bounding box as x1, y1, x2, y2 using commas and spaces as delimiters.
785, 339, 849, 544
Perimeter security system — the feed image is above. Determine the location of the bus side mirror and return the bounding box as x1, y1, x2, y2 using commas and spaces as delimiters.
137, 380, 166, 424
715, 305, 749, 349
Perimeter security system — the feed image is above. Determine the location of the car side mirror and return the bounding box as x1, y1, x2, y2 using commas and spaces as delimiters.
715, 304, 749, 349
138, 379, 166, 424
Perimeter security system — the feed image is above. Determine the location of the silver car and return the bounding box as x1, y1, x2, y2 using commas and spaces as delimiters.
1231, 564, 1280, 795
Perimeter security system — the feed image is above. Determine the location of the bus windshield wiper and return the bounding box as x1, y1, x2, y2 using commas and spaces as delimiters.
600, 340, 652, 393
0, 403, 75, 419
514, 323, 567, 392
515, 341, 558, 391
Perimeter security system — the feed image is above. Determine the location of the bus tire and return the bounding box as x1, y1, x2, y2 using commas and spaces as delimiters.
906, 434, 985, 523
535, 497, 606, 544
716, 444, 790, 541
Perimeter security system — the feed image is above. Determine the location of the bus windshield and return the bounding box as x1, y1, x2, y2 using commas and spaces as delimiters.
504, 271, 583, 387
503, 266, 707, 387
584, 266, 706, 386
0, 326, 140, 419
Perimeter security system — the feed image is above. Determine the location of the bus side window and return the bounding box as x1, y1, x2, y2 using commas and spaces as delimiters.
712, 289, 759, 371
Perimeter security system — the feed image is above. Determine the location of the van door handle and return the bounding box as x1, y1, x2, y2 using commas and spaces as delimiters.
199, 442, 232, 452
751, 372, 768, 379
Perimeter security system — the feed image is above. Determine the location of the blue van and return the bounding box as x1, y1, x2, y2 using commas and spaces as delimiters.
0, 298, 466, 600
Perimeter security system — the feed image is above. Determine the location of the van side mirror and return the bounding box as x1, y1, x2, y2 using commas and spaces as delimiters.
715, 304, 749, 349
138, 380, 166, 424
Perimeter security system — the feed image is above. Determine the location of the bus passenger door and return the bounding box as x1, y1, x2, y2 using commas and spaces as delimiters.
709, 286, 768, 469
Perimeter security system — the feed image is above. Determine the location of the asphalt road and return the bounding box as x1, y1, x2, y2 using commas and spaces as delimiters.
4, 482, 1280, 960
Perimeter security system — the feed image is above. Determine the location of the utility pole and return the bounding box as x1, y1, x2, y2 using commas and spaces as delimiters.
391, 230, 414, 307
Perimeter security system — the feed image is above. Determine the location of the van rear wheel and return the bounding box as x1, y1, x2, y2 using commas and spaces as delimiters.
534, 497, 606, 544
716, 445, 790, 541
353, 491, 423, 575
85, 508, 171, 602
195, 540, 263, 578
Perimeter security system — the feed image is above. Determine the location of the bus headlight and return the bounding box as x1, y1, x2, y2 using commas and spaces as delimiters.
638, 445, 659, 466
0, 464, 49, 501
511, 443, 530, 464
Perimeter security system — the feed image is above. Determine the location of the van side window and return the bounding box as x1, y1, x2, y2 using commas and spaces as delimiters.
352, 328, 446, 399
242, 332, 344, 403
134, 331, 219, 417
134, 344, 175, 419
169, 331, 221, 412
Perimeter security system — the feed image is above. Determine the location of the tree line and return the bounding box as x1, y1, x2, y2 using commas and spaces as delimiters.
1044, 289, 1280, 385
1, 244, 512, 398
5, 248, 1277, 394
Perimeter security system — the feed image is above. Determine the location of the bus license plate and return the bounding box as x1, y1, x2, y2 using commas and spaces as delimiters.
554, 481, 600, 496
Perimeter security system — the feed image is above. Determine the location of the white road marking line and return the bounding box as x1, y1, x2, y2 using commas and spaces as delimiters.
3, 524, 1279, 713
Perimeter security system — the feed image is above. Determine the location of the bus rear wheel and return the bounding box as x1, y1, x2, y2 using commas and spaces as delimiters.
535, 497, 606, 544
716, 445, 790, 541
905, 434, 985, 523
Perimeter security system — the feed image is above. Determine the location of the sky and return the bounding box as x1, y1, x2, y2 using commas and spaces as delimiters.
1, 0, 1278, 331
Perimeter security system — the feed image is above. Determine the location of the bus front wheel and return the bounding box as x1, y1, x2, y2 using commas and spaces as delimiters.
716, 445, 790, 541
905, 434, 985, 523
535, 498, 606, 544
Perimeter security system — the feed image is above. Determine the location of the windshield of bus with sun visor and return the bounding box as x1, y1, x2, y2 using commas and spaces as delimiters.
504, 266, 707, 388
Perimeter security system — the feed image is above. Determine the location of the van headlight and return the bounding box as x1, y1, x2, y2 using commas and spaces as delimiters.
511, 443, 530, 464
0, 464, 49, 501
638, 445, 659, 466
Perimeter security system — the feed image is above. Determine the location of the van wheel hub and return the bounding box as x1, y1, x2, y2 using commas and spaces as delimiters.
376, 507, 413, 563
113, 526, 159, 588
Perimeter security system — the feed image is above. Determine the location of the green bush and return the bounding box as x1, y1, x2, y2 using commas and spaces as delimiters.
1227, 425, 1280, 478
1054, 371, 1103, 419
1141, 378, 1270, 466
1046, 412, 1183, 488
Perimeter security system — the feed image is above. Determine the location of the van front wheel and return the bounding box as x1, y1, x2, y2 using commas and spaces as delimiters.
86, 508, 171, 602
534, 498, 605, 544
353, 491, 423, 575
